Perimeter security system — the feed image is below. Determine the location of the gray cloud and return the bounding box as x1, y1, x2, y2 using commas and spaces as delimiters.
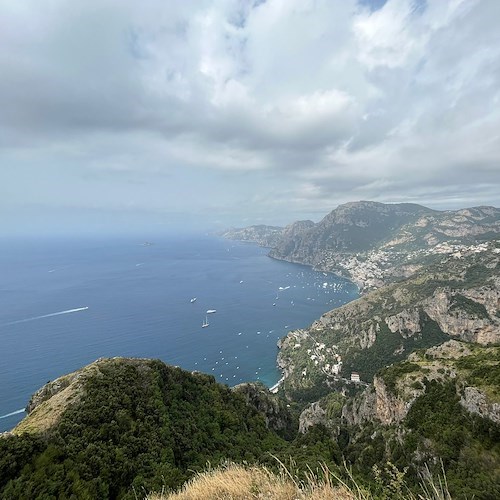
1, 0, 499, 232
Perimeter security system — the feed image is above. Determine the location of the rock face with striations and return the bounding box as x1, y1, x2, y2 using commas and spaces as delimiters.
460, 386, 500, 424
342, 376, 411, 426
342, 340, 500, 428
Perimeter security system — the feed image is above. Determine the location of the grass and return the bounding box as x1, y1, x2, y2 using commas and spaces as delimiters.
148, 460, 453, 500
148, 462, 359, 500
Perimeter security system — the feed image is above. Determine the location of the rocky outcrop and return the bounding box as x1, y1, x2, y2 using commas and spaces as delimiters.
372, 376, 411, 425
422, 288, 500, 345
341, 340, 500, 431
460, 386, 500, 423
299, 402, 327, 433
342, 387, 377, 426
342, 376, 411, 426
415, 340, 472, 360
26, 378, 72, 414
381, 286, 500, 345
385, 309, 422, 338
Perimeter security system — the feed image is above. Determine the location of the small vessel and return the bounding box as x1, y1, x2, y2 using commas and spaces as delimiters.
190, 297, 197, 303
206, 309, 216, 314
202, 316, 209, 328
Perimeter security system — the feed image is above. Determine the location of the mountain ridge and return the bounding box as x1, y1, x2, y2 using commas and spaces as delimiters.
223, 201, 500, 293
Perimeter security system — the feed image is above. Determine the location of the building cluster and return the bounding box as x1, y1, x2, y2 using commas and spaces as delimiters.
314, 241, 496, 293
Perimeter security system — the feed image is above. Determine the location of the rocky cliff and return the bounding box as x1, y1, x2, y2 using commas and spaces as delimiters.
277, 241, 499, 401
342, 340, 500, 427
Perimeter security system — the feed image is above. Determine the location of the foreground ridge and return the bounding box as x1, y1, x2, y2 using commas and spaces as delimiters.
149, 461, 452, 500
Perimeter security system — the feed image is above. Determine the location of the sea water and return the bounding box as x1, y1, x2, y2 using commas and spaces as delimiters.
0, 234, 358, 431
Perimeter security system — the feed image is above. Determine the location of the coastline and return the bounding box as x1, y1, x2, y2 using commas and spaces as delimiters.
230, 241, 361, 394
0, 234, 357, 432
269, 377, 284, 394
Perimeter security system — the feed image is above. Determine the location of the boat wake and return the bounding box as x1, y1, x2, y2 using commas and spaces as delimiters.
3, 307, 89, 326
0, 408, 25, 419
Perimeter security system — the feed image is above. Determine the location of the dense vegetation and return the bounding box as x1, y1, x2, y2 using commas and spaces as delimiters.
0, 360, 286, 499
2, 352, 500, 499
303, 379, 500, 500
450, 293, 490, 319
377, 361, 420, 394
405, 381, 500, 499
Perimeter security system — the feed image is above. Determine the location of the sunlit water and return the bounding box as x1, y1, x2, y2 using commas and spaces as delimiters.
0, 234, 358, 431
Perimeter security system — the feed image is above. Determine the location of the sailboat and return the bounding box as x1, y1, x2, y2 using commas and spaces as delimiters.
202, 316, 209, 328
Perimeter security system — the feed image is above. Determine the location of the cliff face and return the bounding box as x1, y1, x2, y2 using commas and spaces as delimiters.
298, 401, 327, 433
460, 386, 500, 424
422, 286, 500, 344
383, 285, 500, 345
342, 340, 500, 427
342, 376, 411, 426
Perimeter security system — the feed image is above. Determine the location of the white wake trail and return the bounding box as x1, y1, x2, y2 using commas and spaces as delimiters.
3, 307, 89, 326
0, 408, 25, 419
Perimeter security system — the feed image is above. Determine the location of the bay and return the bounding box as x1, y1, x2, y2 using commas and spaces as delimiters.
0, 234, 358, 431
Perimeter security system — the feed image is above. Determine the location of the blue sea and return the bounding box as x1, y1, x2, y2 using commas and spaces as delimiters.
0, 234, 358, 432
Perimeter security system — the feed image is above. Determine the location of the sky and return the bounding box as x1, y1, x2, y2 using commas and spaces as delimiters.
1, 0, 500, 234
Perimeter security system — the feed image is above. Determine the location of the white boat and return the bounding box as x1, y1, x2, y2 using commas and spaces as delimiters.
202, 316, 209, 328
206, 309, 216, 314
190, 297, 197, 303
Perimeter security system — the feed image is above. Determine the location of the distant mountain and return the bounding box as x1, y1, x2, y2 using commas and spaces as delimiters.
271, 201, 435, 256
220, 224, 285, 248
224, 201, 500, 293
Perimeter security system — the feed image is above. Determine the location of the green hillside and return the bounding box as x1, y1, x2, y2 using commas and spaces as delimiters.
0, 359, 287, 499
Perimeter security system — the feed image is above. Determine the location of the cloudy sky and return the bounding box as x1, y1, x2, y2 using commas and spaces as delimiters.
1, 0, 499, 233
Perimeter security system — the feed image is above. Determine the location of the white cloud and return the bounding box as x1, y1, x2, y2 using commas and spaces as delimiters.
0, 0, 499, 229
